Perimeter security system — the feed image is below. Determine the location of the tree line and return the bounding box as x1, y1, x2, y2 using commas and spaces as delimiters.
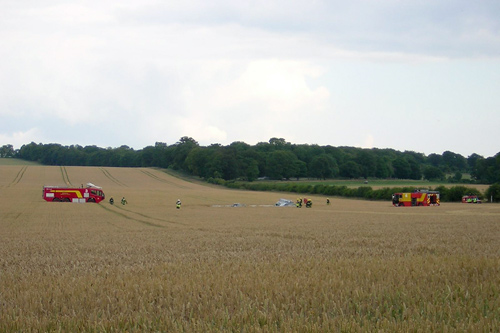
3, 137, 499, 184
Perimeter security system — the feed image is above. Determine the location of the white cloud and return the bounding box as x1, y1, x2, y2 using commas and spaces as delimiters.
166, 59, 331, 145
0, 129, 43, 149
212, 60, 327, 110
35, 3, 114, 25
0, 1, 499, 157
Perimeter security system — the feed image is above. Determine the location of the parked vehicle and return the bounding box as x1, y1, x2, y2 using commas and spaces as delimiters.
43, 183, 105, 203
392, 190, 440, 207
461, 195, 481, 203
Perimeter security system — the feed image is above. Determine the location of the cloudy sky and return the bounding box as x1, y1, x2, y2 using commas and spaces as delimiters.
1, 0, 499, 157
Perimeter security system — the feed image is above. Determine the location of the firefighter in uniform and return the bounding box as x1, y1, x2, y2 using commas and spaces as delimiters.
306, 199, 312, 208
176, 199, 181, 209
296, 197, 301, 208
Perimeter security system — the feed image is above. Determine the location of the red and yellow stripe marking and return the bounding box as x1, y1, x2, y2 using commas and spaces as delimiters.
50, 190, 83, 198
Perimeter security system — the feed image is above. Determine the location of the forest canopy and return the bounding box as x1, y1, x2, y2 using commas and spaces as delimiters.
3, 138, 500, 184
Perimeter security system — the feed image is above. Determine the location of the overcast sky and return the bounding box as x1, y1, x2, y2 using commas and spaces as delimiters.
1, 0, 499, 157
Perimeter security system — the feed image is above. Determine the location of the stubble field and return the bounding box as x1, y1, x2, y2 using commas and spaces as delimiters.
0, 164, 499, 331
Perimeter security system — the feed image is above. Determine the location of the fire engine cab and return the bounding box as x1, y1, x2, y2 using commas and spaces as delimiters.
392, 190, 440, 207
43, 183, 105, 203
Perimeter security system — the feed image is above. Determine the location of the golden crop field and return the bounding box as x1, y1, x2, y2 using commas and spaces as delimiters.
1, 165, 499, 332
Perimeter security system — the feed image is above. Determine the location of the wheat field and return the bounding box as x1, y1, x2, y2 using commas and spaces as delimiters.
0, 165, 499, 331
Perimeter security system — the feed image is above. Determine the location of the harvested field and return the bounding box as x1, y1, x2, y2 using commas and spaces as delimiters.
1, 165, 499, 331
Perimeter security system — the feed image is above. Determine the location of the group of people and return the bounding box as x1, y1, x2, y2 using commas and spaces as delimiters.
109, 196, 335, 209
109, 197, 127, 205
296, 197, 313, 208
296, 197, 331, 208
109, 197, 181, 209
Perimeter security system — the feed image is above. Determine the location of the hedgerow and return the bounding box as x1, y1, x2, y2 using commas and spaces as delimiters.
214, 181, 485, 202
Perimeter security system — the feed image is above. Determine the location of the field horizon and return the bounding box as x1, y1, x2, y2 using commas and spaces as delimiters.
0, 157, 490, 193
1, 164, 499, 331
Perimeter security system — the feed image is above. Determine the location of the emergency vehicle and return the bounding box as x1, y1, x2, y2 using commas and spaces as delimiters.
392, 190, 440, 207
462, 195, 481, 203
43, 183, 105, 203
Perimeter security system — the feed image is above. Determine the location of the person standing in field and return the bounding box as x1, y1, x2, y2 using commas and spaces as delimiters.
306, 199, 312, 208
121, 197, 127, 205
327, 198, 330, 205
296, 197, 302, 208
176, 199, 181, 209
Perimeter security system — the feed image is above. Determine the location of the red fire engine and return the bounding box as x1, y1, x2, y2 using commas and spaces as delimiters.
43, 183, 105, 203
392, 190, 440, 207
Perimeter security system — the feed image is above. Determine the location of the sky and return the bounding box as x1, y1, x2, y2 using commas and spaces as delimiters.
1, 0, 499, 158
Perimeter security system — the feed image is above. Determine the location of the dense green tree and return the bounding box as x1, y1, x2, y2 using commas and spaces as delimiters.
243, 158, 259, 181
485, 183, 500, 202
152, 142, 169, 168
423, 165, 445, 181
39, 144, 62, 165
472, 153, 500, 183
427, 153, 443, 167
466, 153, 483, 172
65, 145, 86, 166
88, 149, 109, 166
355, 150, 376, 178
254, 141, 272, 153
266, 150, 300, 180
323, 146, 346, 165
268, 137, 291, 150
295, 160, 308, 179
309, 154, 338, 179
229, 141, 260, 180
292, 144, 324, 166
218, 147, 239, 180
375, 157, 392, 178
447, 185, 477, 202
450, 171, 463, 183
0, 144, 15, 158
185, 147, 211, 177
140, 146, 156, 167
404, 150, 426, 164
112, 145, 137, 167
442, 151, 467, 172
173, 136, 199, 171
19, 142, 43, 161
339, 161, 361, 179
406, 156, 422, 180
392, 157, 411, 179
13, 139, 499, 184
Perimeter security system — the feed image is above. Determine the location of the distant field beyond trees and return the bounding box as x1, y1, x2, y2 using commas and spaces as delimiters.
0, 158, 39, 166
